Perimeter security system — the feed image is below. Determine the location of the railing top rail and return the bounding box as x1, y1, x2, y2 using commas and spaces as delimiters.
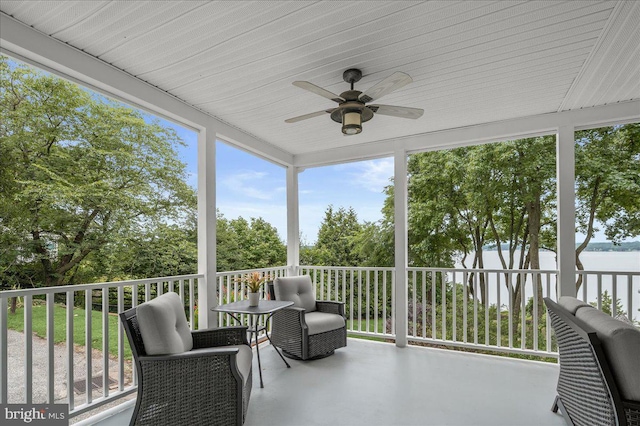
300, 265, 395, 272
407, 267, 559, 274
575, 270, 640, 275
0, 274, 203, 297
215, 266, 288, 276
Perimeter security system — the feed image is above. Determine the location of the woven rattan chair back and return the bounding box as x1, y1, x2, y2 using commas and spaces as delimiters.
545, 298, 628, 426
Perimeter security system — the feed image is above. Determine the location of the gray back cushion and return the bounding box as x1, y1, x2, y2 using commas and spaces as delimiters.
273, 275, 316, 312
136, 292, 193, 355
558, 296, 593, 315
576, 307, 640, 401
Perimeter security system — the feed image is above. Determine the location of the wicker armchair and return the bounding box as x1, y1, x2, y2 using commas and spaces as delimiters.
544, 297, 640, 426
268, 275, 346, 360
120, 292, 252, 426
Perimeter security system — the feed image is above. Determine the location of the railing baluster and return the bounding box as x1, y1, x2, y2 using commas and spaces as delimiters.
452, 271, 456, 342
117, 286, 124, 391
24, 295, 33, 404
496, 273, 501, 347
382, 271, 387, 334
508, 272, 513, 349
433, 270, 437, 340
520, 272, 526, 350
612, 273, 618, 317
189, 278, 195, 330
358, 270, 362, 332
349, 270, 354, 331
484, 271, 489, 346
628, 274, 633, 320
342, 269, 346, 307
411, 270, 416, 338
374, 271, 379, 334
473, 272, 478, 345
0, 296, 7, 404
442, 271, 447, 341
102, 288, 110, 395
85, 289, 93, 404
463, 271, 468, 343
533, 272, 538, 351
46, 294, 55, 403
66, 291, 74, 410
421, 270, 427, 337
391, 270, 396, 336
597, 273, 602, 311
546, 273, 551, 352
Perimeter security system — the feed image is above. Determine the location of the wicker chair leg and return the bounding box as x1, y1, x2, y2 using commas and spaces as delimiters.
553, 396, 576, 426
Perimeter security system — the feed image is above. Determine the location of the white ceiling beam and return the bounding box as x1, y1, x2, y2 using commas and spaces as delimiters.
293, 99, 640, 167
0, 13, 293, 167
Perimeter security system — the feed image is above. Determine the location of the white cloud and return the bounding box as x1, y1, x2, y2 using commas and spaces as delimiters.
345, 158, 394, 193
221, 170, 273, 200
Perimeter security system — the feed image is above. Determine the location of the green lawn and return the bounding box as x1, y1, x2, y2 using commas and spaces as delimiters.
6, 303, 132, 360
348, 318, 388, 342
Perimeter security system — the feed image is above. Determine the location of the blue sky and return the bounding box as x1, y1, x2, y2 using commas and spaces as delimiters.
170, 123, 390, 244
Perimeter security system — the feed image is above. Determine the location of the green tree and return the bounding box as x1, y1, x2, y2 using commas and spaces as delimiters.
314, 206, 363, 266
216, 212, 286, 271
574, 124, 640, 289
0, 57, 195, 288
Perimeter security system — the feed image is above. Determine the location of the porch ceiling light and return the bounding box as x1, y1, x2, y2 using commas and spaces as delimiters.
342, 109, 362, 135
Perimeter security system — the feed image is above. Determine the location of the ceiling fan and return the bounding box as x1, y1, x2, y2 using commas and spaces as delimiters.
285, 68, 424, 136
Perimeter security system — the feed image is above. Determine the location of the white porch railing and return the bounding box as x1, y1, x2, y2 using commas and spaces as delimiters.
406, 267, 559, 357
300, 266, 639, 358
0, 274, 202, 419
215, 266, 289, 330
300, 266, 396, 338
1, 265, 637, 422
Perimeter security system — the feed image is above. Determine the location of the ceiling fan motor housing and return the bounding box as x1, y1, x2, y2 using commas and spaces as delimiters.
343, 68, 363, 85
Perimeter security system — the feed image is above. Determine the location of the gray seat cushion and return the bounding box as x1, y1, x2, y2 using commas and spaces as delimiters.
576, 307, 640, 401
305, 311, 345, 336
136, 292, 193, 355
274, 275, 316, 312
558, 296, 593, 315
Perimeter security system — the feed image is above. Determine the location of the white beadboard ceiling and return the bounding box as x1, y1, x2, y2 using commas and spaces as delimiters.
1, 1, 639, 157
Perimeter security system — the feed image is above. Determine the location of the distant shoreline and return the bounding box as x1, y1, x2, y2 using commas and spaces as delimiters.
484, 241, 640, 252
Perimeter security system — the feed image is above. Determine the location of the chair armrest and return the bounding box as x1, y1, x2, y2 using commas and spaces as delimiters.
272, 306, 307, 336
139, 346, 241, 362
192, 326, 249, 348
316, 300, 345, 317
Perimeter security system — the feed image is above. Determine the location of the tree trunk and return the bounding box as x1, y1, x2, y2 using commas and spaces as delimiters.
575, 177, 602, 292
526, 199, 545, 323
10, 297, 17, 315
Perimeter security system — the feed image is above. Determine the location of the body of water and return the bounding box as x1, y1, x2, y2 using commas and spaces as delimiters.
453, 251, 639, 321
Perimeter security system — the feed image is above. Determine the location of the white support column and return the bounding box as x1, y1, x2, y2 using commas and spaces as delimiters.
197, 127, 218, 328
394, 147, 408, 347
286, 166, 300, 276
556, 125, 576, 298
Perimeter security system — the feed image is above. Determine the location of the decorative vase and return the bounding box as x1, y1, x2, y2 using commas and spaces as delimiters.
248, 292, 260, 307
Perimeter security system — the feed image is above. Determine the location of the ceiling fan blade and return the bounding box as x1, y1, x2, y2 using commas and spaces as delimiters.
367, 104, 424, 119
292, 81, 344, 103
359, 72, 413, 103
285, 109, 335, 123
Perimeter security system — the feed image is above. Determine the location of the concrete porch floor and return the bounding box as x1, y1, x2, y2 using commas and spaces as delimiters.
85, 338, 565, 426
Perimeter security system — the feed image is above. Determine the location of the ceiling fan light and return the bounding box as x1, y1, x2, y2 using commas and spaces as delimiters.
342, 110, 362, 135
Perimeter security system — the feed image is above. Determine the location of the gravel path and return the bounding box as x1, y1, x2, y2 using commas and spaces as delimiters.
7, 329, 135, 423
